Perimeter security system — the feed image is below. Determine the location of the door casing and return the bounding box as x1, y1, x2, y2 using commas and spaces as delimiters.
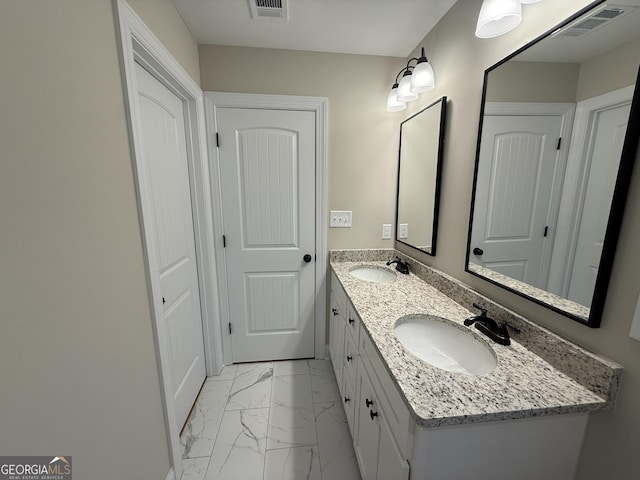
204, 92, 328, 365
115, 1, 224, 479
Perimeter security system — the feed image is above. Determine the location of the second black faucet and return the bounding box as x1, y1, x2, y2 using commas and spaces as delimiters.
386, 256, 410, 275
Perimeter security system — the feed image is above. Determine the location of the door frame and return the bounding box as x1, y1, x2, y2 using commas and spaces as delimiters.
114, 2, 224, 479
204, 92, 328, 365
548, 85, 635, 297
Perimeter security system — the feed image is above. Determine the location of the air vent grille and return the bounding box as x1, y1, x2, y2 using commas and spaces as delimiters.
552, 4, 637, 38
249, 0, 288, 21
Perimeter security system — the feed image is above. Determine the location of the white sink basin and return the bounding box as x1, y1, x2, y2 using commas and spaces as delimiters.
349, 266, 397, 283
394, 315, 497, 375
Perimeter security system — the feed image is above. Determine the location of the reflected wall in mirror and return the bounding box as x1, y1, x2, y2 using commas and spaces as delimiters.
467, 0, 640, 327
396, 96, 447, 256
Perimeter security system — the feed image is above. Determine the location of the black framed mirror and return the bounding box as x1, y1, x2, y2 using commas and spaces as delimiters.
396, 96, 447, 256
466, 0, 640, 327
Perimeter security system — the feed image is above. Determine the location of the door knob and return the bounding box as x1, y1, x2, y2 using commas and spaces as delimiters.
473, 247, 484, 256
303, 254, 312, 263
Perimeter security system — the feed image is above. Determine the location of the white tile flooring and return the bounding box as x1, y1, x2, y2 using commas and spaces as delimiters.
180, 359, 361, 480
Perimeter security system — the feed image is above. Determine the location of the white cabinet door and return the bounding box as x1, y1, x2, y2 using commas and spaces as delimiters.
377, 417, 410, 480
329, 292, 345, 387
354, 362, 380, 480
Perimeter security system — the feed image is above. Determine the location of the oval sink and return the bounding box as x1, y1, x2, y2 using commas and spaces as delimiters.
394, 315, 497, 375
349, 266, 397, 283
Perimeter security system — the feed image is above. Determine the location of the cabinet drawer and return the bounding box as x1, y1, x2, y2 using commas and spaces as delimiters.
359, 329, 414, 458
343, 330, 358, 388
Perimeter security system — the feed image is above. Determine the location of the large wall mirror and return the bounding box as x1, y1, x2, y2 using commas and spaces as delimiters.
396, 96, 447, 255
466, 0, 640, 327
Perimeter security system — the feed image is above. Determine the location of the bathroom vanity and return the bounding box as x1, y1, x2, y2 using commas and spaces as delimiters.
329, 250, 621, 480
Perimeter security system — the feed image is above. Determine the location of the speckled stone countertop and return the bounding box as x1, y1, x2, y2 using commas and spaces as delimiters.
331, 258, 613, 428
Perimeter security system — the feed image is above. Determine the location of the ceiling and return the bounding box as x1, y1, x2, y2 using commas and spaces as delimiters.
172, 0, 458, 58
516, 0, 640, 63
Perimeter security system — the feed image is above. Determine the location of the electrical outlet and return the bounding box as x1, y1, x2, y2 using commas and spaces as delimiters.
399, 223, 409, 239
382, 224, 392, 239
330, 210, 352, 227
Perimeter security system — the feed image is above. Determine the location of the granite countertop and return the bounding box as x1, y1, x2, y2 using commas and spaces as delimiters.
331, 260, 607, 428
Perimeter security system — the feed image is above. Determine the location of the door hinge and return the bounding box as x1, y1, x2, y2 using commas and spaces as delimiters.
216, 132, 220, 148
556, 137, 562, 150
544, 226, 549, 237
228, 322, 232, 335
223, 235, 227, 248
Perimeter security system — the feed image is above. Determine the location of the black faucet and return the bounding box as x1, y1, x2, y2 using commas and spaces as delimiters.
386, 256, 410, 275
463, 303, 510, 346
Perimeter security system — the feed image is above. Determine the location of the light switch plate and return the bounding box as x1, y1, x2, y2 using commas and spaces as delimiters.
399, 223, 409, 239
382, 224, 392, 239
330, 210, 352, 227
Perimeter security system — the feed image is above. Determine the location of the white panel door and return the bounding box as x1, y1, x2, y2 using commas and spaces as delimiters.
471, 115, 563, 288
135, 63, 206, 427
567, 103, 631, 306
217, 107, 316, 362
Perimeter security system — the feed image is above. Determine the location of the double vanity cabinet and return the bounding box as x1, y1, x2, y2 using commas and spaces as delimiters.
330, 271, 411, 480
328, 252, 622, 480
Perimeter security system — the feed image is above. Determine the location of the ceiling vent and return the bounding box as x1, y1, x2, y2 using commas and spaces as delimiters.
551, 4, 637, 38
249, 0, 289, 21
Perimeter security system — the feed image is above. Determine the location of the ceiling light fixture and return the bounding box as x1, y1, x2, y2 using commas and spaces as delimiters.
475, 0, 544, 38
387, 47, 435, 112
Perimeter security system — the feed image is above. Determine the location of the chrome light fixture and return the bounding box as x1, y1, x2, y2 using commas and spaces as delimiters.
476, 0, 544, 38
387, 47, 435, 112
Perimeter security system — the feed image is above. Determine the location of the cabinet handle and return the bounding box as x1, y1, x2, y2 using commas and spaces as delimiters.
346, 355, 352, 362
344, 396, 350, 403
365, 398, 373, 408
348, 317, 355, 325
370, 410, 378, 420
332, 308, 339, 316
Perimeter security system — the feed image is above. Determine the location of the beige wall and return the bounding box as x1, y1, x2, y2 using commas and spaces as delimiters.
199, 45, 405, 249
0, 0, 199, 478
576, 35, 640, 101
396, 2, 640, 479
485, 61, 579, 102
128, 0, 201, 84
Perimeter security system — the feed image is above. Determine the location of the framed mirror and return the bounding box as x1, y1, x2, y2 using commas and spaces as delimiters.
396, 96, 447, 256
466, 0, 640, 327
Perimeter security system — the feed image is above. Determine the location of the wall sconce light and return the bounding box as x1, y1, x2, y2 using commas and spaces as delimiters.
387, 47, 435, 112
475, 0, 543, 39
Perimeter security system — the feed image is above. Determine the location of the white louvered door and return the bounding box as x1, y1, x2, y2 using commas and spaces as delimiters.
217, 108, 316, 362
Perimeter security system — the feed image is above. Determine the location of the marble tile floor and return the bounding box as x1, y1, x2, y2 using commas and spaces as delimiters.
180, 359, 361, 480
